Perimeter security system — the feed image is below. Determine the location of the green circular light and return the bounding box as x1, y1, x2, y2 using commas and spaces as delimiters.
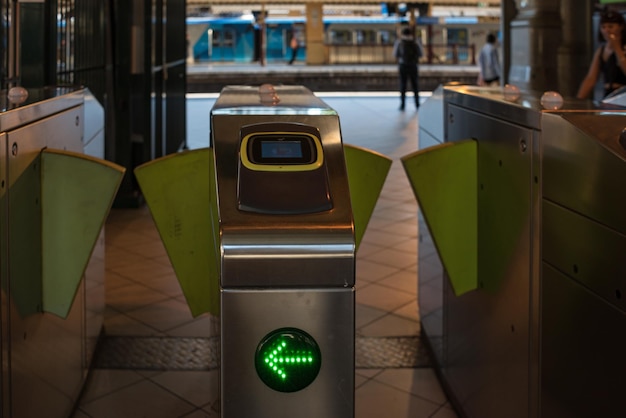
255, 328, 321, 393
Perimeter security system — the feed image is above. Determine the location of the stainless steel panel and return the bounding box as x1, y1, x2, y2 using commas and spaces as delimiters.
417, 88, 446, 366
221, 288, 354, 418
541, 264, 626, 418
211, 106, 354, 288
543, 112, 626, 235
418, 85, 445, 145
433, 86, 626, 418
417, 227, 444, 365
444, 104, 534, 418
84, 230, 105, 370
445, 85, 542, 130
543, 200, 626, 313
443, 85, 596, 130
211, 85, 336, 115
83, 90, 105, 157
0, 133, 9, 418
82, 90, 106, 369
0, 87, 83, 133
7, 107, 85, 418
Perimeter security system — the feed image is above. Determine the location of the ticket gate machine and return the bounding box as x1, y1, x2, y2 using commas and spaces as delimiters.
403, 85, 626, 418
212, 85, 355, 417
135, 85, 392, 418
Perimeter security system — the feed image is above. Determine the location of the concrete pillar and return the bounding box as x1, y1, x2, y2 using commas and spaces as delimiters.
557, 0, 594, 98
306, 3, 325, 65
508, 0, 562, 92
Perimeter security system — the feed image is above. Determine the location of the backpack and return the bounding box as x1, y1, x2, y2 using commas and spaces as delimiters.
401, 40, 421, 64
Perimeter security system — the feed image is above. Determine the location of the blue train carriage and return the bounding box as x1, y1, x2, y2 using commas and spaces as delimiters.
428, 16, 500, 65
186, 14, 500, 65
187, 14, 305, 63
325, 15, 407, 64
187, 15, 256, 62
265, 16, 306, 62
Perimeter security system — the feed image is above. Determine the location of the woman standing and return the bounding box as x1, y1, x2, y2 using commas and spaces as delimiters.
577, 8, 626, 99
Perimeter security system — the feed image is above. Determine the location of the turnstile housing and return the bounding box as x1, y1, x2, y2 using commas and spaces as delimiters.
211, 85, 355, 418
1, 88, 107, 418
417, 85, 626, 418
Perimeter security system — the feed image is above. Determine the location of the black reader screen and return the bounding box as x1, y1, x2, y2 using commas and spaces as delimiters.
249, 134, 315, 165
261, 140, 303, 159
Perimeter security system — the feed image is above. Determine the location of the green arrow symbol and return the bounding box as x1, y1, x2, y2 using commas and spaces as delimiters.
255, 328, 322, 392
263, 340, 316, 380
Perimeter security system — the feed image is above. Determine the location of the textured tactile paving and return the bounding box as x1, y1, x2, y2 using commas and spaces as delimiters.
94, 335, 431, 370
355, 336, 431, 368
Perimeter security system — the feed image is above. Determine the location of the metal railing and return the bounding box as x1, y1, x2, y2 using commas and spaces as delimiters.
326, 43, 477, 65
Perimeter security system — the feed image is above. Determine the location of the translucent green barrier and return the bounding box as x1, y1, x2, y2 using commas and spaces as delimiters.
135, 145, 390, 317
134, 148, 220, 317
401, 140, 477, 296
41, 149, 125, 317
343, 144, 392, 252
16, 149, 125, 319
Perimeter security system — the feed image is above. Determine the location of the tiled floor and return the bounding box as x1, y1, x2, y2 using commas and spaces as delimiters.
71, 92, 458, 418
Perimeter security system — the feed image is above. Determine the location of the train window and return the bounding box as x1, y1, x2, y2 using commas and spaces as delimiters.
356, 30, 376, 45
329, 30, 352, 45
223, 29, 235, 47
209, 28, 237, 60
447, 28, 468, 46
378, 30, 394, 45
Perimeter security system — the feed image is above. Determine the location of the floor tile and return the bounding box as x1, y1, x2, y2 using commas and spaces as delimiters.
355, 379, 440, 418
79, 379, 196, 418
125, 298, 196, 333
367, 247, 419, 269
358, 313, 421, 337
355, 304, 388, 330
356, 259, 400, 282
379, 269, 419, 294
150, 370, 219, 408
356, 283, 416, 312
430, 405, 460, 418
374, 368, 448, 405
78, 369, 146, 403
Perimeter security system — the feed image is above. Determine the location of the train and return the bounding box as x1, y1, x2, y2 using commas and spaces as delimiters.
186, 14, 500, 65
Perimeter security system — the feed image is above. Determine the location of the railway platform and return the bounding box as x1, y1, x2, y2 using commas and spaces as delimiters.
187, 62, 479, 93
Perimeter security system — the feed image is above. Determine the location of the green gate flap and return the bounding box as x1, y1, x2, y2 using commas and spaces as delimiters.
401, 140, 477, 296
344, 144, 392, 252
41, 149, 125, 318
134, 148, 219, 317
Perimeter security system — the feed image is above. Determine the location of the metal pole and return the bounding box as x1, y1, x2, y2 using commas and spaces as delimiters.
260, 3, 266, 67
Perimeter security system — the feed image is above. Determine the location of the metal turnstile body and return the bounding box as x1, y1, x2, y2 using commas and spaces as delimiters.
0, 88, 109, 418
417, 85, 626, 418
210, 85, 355, 418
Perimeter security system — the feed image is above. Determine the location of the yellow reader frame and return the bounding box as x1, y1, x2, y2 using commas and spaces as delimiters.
240, 131, 324, 172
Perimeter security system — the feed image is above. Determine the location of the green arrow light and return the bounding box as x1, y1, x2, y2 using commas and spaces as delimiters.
255, 328, 321, 392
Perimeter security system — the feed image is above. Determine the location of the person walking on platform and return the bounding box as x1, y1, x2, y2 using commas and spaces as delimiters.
478, 33, 501, 86
577, 7, 626, 99
288, 33, 299, 65
393, 27, 423, 111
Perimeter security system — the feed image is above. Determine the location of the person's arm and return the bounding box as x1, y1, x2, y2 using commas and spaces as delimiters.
477, 49, 486, 85
393, 40, 401, 61
492, 48, 502, 78
577, 47, 602, 99
416, 39, 425, 59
